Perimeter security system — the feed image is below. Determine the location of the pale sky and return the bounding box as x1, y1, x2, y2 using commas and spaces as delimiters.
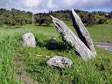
0, 0, 112, 13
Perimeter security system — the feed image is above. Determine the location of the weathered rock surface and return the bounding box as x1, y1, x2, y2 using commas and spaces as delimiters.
22, 33, 36, 47
47, 56, 72, 68
50, 15, 95, 60
71, 9, 97, 55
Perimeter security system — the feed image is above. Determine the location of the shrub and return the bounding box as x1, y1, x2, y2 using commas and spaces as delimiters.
86, 14, 97, 26
98, 18, 107, 24
36, 16, 52, 26
59, 33, 73, 50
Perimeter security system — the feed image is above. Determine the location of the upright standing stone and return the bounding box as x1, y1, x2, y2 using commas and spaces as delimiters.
50, 15, 95, 60
71, 9, 97, 55
22, 33, 36, 47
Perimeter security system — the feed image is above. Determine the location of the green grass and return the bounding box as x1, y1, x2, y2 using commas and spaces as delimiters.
87, 24, 112, 42
0, 29, 23, 84
0, 23, 112, 84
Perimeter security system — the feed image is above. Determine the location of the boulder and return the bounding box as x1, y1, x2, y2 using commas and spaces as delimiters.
47, 56, 72, 68
71, 9, 97, 55
50, 15, 95, 60
22, 33, 36, 47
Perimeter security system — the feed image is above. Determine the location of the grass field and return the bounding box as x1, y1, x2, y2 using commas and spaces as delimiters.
0, 23, 112, 84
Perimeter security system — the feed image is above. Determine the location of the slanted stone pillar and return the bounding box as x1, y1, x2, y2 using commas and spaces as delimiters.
71, 9, 97, 55
50, 15, 95, 60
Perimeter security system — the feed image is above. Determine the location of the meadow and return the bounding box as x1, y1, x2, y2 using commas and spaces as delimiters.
0, 22, 112, 84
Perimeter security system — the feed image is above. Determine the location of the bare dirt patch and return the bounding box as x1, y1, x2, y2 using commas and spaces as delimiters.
14, 59, 38, 84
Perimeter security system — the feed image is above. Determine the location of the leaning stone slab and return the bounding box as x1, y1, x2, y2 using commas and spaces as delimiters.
50, 15, 95, 60
47, 56, 72, 68
22, 32, 36, 47
71, 9, 96, 55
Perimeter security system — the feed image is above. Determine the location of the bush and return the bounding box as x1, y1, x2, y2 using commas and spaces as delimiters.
5, 18, 17, 26
98, 18, 107, 24
86, 14, 97, 26
44, 17, 52, 26
59, 33, 73, 50
36, 16, 52, 26
38, 19, 45, 25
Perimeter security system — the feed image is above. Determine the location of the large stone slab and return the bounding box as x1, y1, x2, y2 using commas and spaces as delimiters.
50, 15, 95, 60
47, 56, 72, 68
22, 32, 36, 47
71, 9, 97, 55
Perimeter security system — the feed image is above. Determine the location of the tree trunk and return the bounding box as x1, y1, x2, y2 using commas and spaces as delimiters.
71, 9, 97, 55
50, 15, 95, 60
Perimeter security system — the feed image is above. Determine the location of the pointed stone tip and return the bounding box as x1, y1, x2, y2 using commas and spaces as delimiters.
72, 9, 76, 14
71, 9, 77, 17
71, 9, 74, 12
49, 15, 55, 20
72, 9, 75, 13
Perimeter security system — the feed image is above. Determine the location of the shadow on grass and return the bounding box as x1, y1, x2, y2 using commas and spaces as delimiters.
35, 24, 53, 27
45, 41, 69, 51
27, 61, 65, 76
5, 26, 23, 29
37, 40, 73, 51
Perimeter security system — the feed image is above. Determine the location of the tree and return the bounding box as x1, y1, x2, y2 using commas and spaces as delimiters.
98, 11, 106, 16
86, 14, 97, 26
35, 15, 52, 26
44, 16, 52, 26
0, 8, 6, 15
38, 18, 45, 25
108, 12, 112, 18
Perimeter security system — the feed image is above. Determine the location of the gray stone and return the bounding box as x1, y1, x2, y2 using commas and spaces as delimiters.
48, 38, 56, 41
22, 32, 36, 47
47, 56, 72, 68
72, 9, 97, 55
50, 15, 95, 60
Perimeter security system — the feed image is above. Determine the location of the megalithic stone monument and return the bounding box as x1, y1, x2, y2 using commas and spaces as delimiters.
71, 9, 97, 55
50, 15, 95, 60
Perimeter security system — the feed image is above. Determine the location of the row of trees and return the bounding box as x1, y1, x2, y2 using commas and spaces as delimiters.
35, 9, 112, 26
0, 8, 32, 26
0, 8, 112, 26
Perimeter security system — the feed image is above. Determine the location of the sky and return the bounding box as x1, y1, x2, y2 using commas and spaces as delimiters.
0, 0, 112, 13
